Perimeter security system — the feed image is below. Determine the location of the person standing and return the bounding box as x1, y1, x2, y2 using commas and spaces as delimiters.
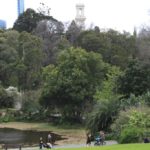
39, 137, 43, 149
86, 132, 92, 147
99, 131, 105, 145
48, 133, 52, 145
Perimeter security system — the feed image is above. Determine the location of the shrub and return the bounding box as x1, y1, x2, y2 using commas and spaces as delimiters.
0, 86, 14, 108
119, 126, 143, 143
111, 106, 150, 143
0, 110, 15, 123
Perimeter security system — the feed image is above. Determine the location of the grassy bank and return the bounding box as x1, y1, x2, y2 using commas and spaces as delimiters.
59, 143, 150, 150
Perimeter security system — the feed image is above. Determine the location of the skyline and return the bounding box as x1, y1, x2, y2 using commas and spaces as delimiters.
0, 0, 150, 33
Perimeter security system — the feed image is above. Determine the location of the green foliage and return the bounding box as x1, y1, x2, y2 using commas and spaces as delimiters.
19, 90, 42, 121
94, 66, 122, 100
57, 37, 71, 50
86, 100, 119, 134
13, 8, 56, 33
77, 30, 103, 52
77, 29, 136, 68
40, 47, 107, 121
0, 30, 19, 86
120, 92, 150, 109
66, 20, 81, 46
0, 114, 11, 122
0, 109, 16, 122
0, 30, 43, 90
34, 18, 64, 65
17, 31, 43, 90
136, 26, 150, 61
0, 86, 14, 108
111, 106, 150, 143
119, 127, 143, 143
86, 66, 122, 132
141, 92, 150, 106
118, 59, 150, 97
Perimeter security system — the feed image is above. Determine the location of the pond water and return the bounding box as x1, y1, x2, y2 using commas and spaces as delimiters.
0, 128, 65, 146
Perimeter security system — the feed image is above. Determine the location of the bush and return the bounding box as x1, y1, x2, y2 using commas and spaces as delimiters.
111, 106, 150, 143
119, 127, 143, 143
0, 86, 14, 108
20, 90, 42, 121
0, 111, 15, 123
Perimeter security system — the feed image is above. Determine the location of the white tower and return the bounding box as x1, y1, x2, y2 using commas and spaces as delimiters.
75, 3, 86, 29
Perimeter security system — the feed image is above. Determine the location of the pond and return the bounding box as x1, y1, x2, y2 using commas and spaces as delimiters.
0, 128, 65, 146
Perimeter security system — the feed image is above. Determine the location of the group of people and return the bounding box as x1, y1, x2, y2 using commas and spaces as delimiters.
39, 133, 53, 149
86, 130, 105, 147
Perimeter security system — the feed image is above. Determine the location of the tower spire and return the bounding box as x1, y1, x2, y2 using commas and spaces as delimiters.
75, 3, 86, 29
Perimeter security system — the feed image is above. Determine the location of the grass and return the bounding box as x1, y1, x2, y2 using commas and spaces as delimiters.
0, 121, 84, 132
58, 143, 150, 150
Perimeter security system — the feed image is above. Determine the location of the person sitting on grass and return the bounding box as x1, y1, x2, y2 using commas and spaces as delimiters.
43, 142, 52, 149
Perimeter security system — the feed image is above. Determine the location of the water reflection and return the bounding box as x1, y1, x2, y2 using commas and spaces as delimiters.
0, 128, 63, 146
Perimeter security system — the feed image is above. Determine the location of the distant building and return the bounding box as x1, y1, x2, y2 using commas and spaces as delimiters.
75, 3, 86, 29
17, 0, 24, 16
0, 19, 6, 29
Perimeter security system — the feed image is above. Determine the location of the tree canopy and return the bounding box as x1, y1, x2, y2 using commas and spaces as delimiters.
13, 8, 57, 33
40, 47, 107, 121
117, 59, 150, 97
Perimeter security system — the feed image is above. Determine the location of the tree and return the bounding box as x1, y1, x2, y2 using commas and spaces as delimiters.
86, 66, 122, 133
111, 106, 150, 143
66, 20, 81, 46
77, 30, 102, 52
37, 2, 51, 16
117, 59, 150, 97
40, 47, 107, 122
13, 8, 55, 33
0, 30, 43, 90
34, 19, 64, 65
0, 30, 19, 86
17, 31, 43, 90
105, 29, 136, 68
77, 29, 136, 68
136, 26, 150, 61
0, 85, 14, 108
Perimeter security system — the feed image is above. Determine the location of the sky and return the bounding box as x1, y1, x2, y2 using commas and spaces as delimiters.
0, 0, 150, 33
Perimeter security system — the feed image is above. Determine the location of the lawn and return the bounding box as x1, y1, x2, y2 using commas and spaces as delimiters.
58, 143, 150, 150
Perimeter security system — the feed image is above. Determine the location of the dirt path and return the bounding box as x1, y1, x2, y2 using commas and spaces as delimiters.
5, 141, 118, 150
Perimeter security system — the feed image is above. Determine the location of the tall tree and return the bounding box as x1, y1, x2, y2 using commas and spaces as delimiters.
34, 19, 64, 65
13, 8, 55, 33
77, 29, 136, 68
86, 66, 122, 132
17, 31, 43, 90
40, 47, 107, 121
0, 30, 19, 86
117, 59, 150, 97
66, 20, 81, 46
136, 26, 150, 62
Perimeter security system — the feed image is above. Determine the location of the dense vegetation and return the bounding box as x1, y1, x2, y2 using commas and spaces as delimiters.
0, 5, 150, 144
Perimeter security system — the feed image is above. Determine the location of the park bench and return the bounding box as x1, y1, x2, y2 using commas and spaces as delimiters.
2, 144, 22, 150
